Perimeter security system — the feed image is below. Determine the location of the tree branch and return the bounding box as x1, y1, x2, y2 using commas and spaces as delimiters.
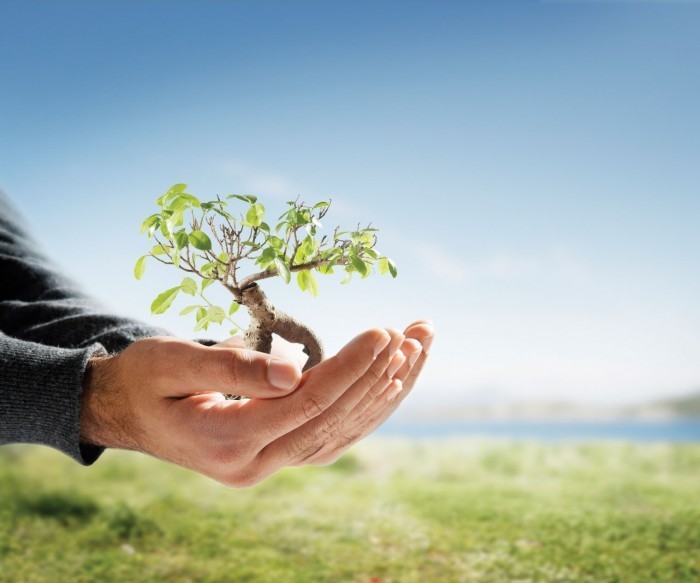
237, 258, 348, 289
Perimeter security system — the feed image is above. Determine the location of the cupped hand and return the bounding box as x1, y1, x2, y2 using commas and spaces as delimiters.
79, 325, 424, 487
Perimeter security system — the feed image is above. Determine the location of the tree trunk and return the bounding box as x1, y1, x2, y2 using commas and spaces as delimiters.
238, 283, 324, 372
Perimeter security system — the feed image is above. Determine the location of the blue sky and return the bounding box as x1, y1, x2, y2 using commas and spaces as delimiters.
1, 0, 699, 408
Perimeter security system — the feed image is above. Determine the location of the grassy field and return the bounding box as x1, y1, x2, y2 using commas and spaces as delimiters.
1, 439, 699, 582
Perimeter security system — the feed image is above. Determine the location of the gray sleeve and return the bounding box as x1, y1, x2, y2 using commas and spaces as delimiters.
0, 189, 171, 464
0, 334, 107, 464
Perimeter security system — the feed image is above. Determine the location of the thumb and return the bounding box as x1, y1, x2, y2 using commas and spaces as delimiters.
159, 341, 302, 399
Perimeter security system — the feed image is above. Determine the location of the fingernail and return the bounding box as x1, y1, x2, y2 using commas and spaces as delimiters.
386, 355, 405, 379
267, 359, 299, 390
422, 335, 434, 355
373, 333, 391, 358
408, 350, 421, 367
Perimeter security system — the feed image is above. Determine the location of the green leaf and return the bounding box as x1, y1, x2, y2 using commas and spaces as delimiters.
246, 203, 265, 227
179, 192, 201, 207
151, 244, 168, 255
229, 301, 240, 315
133, 256, 147, 280
229, 328, 239, 336
297, 270, 307, 292
378, 257, 390, 275
171, 208, 185, 227
314, 201, 330, 209
196, 306, 207, 321
227, 194, 258, 204
297, 270, 318, 297
200, 262, 218, 276
140, 214, 160, 234
170, 248, 180, 267
302, 235, 316, 257
212, 207, 234, 221
268, 236, 284, 250
157, 183, 187, 207
257, 247, 277, 269
160, 219, 173, 239
274, 257, 291, 283
181, 277, 197, 295
317, 261, 335, 275
194, 315, 211, 332
179, 305, 200, 316
174, 229, 189, 250
189, 230, 212, 251
207, 305, 226, 324
387, 258, 398, 278
350, 255, 368, 276
151, 286, 181, 315
168, 196, 189, 211
201, 278, 215, 291
341, 270, 353, 285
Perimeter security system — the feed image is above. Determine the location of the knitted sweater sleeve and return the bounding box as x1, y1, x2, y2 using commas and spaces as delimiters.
0, 189, 171, 464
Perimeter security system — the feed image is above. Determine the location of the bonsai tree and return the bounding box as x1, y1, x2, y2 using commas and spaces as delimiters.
134, 184, 397, 372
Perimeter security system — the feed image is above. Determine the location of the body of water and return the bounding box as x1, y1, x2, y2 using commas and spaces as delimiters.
376, 419, 700, 442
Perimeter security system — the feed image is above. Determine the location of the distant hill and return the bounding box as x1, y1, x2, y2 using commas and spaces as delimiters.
653, 391, 700, 417
398, 391, 700, 421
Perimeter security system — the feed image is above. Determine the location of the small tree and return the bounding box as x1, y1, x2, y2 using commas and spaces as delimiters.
134, 184, 397, 371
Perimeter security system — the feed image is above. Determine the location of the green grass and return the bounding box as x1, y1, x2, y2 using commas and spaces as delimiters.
1, 439, 699, 582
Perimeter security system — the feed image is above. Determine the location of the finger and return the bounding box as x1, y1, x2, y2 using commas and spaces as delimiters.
342, 350, 405, 423
394, 338, 422, 378
347, 334, 421, 423
228, 328, 393, 443
153, 340, 302, 399
305, 379, 403, 466
398, 323, 434, 390
255, 329, 404, 471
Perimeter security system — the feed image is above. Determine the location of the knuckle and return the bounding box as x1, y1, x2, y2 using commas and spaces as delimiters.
221, 350, 245, 388
293, 442, 326, 465
338, 432, 362, 450
318, 411, 344, 439
285, 434, 320, 464
300, 394, 328, 422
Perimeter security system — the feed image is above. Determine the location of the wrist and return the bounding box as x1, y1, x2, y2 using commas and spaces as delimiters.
80, 354, 139, 451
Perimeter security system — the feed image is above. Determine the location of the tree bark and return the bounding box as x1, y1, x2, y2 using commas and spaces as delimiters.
238, 283, 324, 372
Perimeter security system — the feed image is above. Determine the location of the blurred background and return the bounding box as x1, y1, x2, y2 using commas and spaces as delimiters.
3, 3, 700, 581
2, 0, 699, 427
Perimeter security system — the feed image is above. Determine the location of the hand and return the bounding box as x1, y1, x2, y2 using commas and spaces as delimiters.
79, 326, 416, 487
